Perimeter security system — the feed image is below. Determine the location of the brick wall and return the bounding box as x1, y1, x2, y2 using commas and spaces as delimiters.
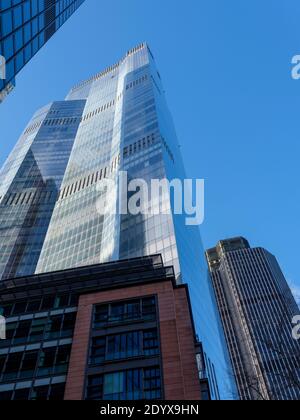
64, 280, 201, 400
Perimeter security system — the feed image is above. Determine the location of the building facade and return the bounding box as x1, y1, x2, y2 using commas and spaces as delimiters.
0, 255, 207, 400
0, 99, 85, 279
0, 0, 86, 101
0, 43, 235, 398
206, 237, 300, 400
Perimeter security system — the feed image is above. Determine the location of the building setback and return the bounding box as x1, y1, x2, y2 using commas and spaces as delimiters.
0, 255, 208, 401
206, 237, 300, 400
0, 0, 86, 101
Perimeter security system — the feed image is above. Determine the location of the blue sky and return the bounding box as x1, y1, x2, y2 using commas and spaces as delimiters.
1, 0, 300, 293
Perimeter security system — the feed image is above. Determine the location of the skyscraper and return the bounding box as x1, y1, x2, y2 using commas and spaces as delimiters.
206, 237, 300, 400
0, 0, 86, 101
0, 43, 236, 399
0, 99, 85, 279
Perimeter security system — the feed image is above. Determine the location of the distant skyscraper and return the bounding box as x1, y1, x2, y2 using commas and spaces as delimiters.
0, 0, 86, 101
0, 43, 236, 399
206, 237, 300, 400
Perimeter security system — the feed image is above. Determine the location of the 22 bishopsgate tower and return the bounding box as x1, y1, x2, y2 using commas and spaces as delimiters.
0, 44, 236, 398
0, 0, 86, 101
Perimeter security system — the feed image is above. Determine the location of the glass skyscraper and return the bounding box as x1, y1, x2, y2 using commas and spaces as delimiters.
0, 99, 85, 279
0, 43, 236, 399
206, 237, 300, 400
0, 0, 86, 101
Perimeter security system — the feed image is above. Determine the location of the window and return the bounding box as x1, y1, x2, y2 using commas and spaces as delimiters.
94, 304, 109, 327
45, 315, 63, 339
109, 300, 140, 323
143, 329, 159, 356
13, 389, 30, 400
61, 313, 76, 337
86, 375, 103, 400
2, 10, 12, 37
55, 345, 71, 374
0, 304, 12, 317
48, 383, 66, 401
13, 320, 31, 344
41, 296, 55, 311
37, 348, 56, 377
2, 352, 23, 380
106, 331, 141, 361
0, 391, 13, 401
12, 301, 27, 315
104, 371, 129, 400
94, 297, 157, 328
0, 313, 75, 348
86, 367, 162, 401
142, 297, 156, 320
30, 386, 49, 401
0, 382, 66, 401
0, 355, 6, 375
0, 295, 77, 318
144, 367, 161, 400
90, 329, 159, 366
29, 318, 47, 342
27, 299, 41, 312
90, 337, 106, 365
19, 351, 38, 379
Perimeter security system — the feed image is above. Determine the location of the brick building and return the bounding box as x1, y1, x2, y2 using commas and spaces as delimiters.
0, 255, 208, 400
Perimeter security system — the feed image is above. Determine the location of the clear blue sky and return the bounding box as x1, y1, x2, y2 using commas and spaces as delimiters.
1, 0, 300, 296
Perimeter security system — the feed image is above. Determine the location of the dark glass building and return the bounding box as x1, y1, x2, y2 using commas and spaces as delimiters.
206, 237, 300, 400
0, 0, 86, 101
0, 255, 207, 400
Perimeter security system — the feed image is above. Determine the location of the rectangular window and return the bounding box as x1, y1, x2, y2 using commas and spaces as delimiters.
106, 331, 141, 361
90, 337, 106, 365
94, 297, 157, 328
29, 318, 47, 342
2, 352, 23, 380
86, 367, 161, 401
13, 320, 31, 344
37, 348, 56, 377
19, 351, 38, 379
90, 329, 159, 365
54, 345, 71, 374
44, 315, 63, 340
143, 329, 159, 356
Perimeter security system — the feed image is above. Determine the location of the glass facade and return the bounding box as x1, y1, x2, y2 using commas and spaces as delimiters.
0, 292, 77, 401
206, 238, 300, 400
0, 43, 236, 398
0, 0, 85, 101
0, 99, 85, 279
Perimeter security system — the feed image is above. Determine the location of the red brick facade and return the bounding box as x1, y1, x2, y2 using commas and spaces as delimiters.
64, 280, 201, 400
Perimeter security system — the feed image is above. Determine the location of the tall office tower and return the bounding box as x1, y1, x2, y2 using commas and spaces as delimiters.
0, 99, 85, 279
0, 43, 236, 399
206, 237, 300, 400
0, 0, 86, 101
